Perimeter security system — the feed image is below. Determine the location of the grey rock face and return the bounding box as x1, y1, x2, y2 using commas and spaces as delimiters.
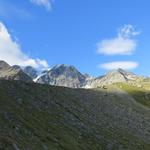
12, 65, 22, 71
36, 64, 86, 88
23, 66, 37, 79
35, 65, 142, 88
0, 61, 32, 82
89, 68, 140, 88
0, 60, 143, 88
0, 60, 10, 70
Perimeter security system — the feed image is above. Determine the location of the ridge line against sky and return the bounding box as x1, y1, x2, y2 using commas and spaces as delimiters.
0, 0, 149, 76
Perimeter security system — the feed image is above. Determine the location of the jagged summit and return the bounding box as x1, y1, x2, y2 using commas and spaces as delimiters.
23, 66, 38, 79
12, 65, 22, 71
0, 61, 32, 82
107, 68, 138, 80
0, 60, 10, 70
89, 68, 140, 88
0, 60, 145, 88
36, 64, 86, 88
52, 64, 73, 69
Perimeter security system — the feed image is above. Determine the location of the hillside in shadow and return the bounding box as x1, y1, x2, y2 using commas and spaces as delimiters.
0, 80, 149, 150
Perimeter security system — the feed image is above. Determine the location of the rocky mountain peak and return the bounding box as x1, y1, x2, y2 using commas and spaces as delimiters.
106, 68, 138, 80
0, 60, 10, 70
0, 60, 144, 88
89, 68, 140, 88
23, 66, 37, 79
0, 60, 32, 82
36, 64, 86, 88
49, 64, 84, 78
12, 65, 22, 71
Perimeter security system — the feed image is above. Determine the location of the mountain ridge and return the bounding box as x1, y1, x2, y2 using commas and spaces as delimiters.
35, 64, 143, 88
0, 60, 146, 88
0, 61, 33, 82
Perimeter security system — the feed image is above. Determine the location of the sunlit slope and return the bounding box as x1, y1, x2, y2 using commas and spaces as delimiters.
115, 80, 150, 108
0, 80, 150, 150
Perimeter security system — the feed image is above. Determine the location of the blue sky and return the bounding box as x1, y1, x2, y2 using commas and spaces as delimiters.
0, 0, 150, 76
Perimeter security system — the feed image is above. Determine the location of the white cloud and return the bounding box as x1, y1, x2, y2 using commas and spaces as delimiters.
98, 37, 136, 55
118, 25, 141, 38
99, 61, 139, 70
97, 25, 140, 55
30, 0, 52, 11
0, 22, 49, 69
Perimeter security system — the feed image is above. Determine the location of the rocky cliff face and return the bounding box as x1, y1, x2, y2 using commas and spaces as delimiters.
89, 68, 140, 88
0, 60, 145, 88
23, 66, 37, 79
0, 61, 32, 82
35, 66, 141, 88
35, 64, 87, 88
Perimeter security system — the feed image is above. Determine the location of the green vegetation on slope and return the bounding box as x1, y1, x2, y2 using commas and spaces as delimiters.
0, 80, 150, 150
116, 82, 150, 108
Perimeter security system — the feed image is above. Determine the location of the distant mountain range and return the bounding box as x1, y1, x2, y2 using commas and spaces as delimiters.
0, 60, 145, 88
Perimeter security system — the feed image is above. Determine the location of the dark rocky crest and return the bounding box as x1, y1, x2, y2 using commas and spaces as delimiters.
0, 61, 32, 82
23, 66, 38, 79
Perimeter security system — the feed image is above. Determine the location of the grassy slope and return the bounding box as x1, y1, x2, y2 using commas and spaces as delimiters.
116, 82, 150, 108
0, 80, 150, 150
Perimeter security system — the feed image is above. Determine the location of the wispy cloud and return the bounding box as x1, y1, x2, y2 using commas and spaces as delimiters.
0, 1, 33, 20
30, 0, 52, 11
99, 61, 139, 70
0, 22, 49, 69
97, 25, 140, 55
